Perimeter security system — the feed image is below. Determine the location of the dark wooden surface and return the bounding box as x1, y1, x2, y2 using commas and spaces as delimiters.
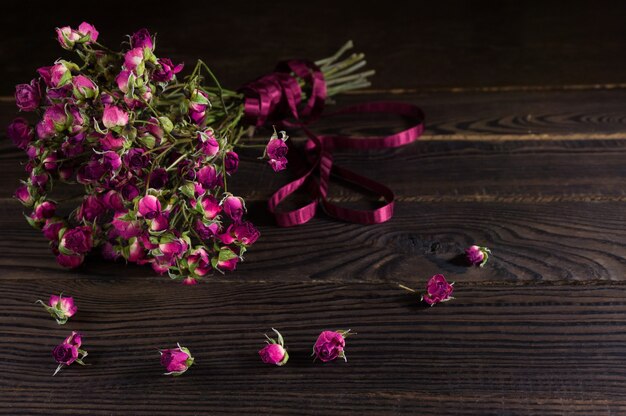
2, 2, 626, 414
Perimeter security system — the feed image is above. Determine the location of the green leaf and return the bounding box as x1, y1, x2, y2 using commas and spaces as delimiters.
158, 116, 174, 133
138, 134, 156, 149
218, 249, 237, 262
179, 182, 195, 199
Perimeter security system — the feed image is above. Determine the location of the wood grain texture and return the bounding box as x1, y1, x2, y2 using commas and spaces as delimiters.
2, 3, 626, 414
1, 200, 625, 284
1, 281, 626, 415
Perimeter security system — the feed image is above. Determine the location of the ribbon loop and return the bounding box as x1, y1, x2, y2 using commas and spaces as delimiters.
240, 60, 424, 227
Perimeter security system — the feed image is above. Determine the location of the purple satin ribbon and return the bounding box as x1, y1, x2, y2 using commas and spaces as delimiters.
239, 60, 424, 227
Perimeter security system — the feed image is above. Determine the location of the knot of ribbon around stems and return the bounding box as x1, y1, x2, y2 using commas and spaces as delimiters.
239, 59, 425, 227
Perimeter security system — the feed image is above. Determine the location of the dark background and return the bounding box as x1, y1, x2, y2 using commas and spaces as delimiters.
2, 1, 626, 415
3, 1, 626, 92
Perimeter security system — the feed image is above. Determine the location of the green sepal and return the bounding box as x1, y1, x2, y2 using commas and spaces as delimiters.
277, 350, 289, 366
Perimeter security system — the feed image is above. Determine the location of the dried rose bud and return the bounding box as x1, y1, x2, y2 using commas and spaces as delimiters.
313, 330, 352, 362
465, 245, 491, 267
221, 194, 245, 223
421, 274, 454, 306
37, 294, 77, 324
265, 130, 289, 172
160, 344, 194, 376
102, 104, 129, 129
15, 79, 40, 112
259, 328, 289, 366
52, 331, 88, 376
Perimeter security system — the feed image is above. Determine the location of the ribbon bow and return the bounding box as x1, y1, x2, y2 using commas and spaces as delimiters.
240, 60, 424, 227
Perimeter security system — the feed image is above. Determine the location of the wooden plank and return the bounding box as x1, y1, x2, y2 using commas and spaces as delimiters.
0, 281, 625, 414
4, 90, 626, 202
1, 200, 625, 284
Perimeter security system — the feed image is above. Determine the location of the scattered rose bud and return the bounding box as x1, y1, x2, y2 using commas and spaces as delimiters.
52, 331, 88, 376
265, 129, 289, 172
313, 330, 352, 362
259, 328, 289, 366
37, 294, 77, 324
160, 344, 194, 376
421, 274, 454, 306
465, 245, 491, 267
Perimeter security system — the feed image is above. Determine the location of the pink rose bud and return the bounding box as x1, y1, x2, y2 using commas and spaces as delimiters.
77, 22, 99, 43
15, 184, 35, 206
15, 79, 40, 111
224, 151, 239, 174
160, 344, 194, 376
124, 47, 145, 73
196, 165, 221, 190
56, 253, 84, 269
265, 130, 289, 172
465, 245, 491, 267
43, 104, 70, 133
187, 247, 211, 278
150, 213, 169, 232
52, 331, 88, 376
77, 194, 105, 222
421, 274, 454, 306
7, 117, 34, 149
214, 247, 239, 272
102, 190, 125, 212
269, 157, 288, 172
153, 58, 184, 83
259, 328, 289, 366
101, 150, 122, 171
232, 222, 260, 246
195, 219, 219, 240
189, 88, 210, 112
138, 195, 161, 219
102, 105, 129, 129
72, 75, 98, 100
49, 63, 71, 88
33, 201, 57, 221
130, 28, 153, 50
59, 226, 93, 256
188, 89, 210, 124
222, 194, 245, 223
56, 26, 81, 50
191, 195, 221, 220
159, 236, 188, 260
42, 218, 65, 241
115, 69, 134, 94
313, 330, 351, 362
100, 132, 126, 150
197, 129, 220, 157
37, 294, 77, 325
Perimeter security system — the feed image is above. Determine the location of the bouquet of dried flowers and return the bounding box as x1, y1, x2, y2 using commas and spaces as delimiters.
8, 23, 373, 283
